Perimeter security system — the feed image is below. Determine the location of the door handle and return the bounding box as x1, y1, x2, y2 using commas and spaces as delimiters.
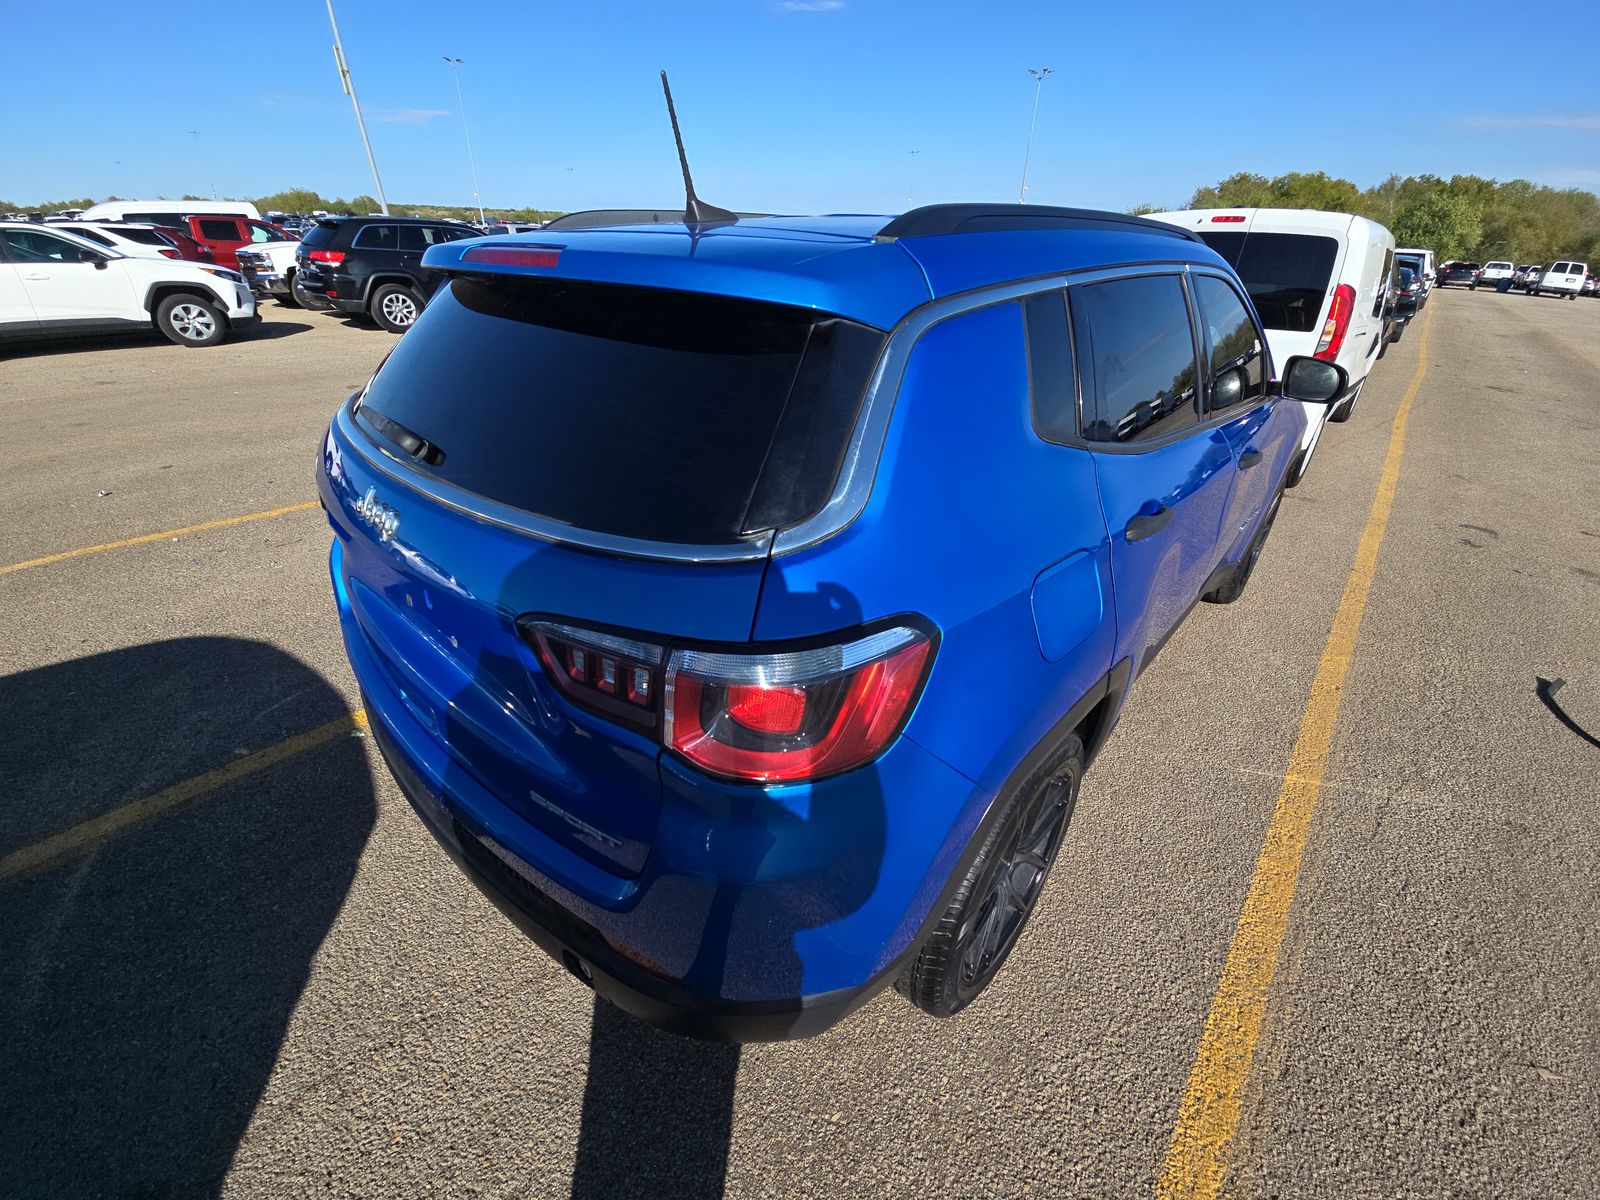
1125, 505, 1174, 543
22, 272, 49, 280
1238, 449, 1264, 470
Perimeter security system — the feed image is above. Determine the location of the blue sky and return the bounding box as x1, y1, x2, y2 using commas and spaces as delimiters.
5, 0, 1597, 212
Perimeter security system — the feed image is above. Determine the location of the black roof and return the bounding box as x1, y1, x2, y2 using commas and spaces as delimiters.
876, 204, 1204, 244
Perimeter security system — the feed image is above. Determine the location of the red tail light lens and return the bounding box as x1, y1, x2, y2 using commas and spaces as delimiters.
665, 627, 933, 783
1314, 283, 1355, 362
158, 248, 179, 259
522, 620, 936, 782
309, 249, 346, 265
1210, 214, 1247, 223
462, 245, 561, 268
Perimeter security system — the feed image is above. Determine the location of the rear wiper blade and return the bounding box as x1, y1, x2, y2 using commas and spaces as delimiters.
364, 410, 445, 466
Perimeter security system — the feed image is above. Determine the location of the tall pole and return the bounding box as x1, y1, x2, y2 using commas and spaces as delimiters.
444, 57, 485, 226
1018, 67, 1053, 205
187, 130, 217, 200
325, 0, 389, 215
907, 149, 919, 209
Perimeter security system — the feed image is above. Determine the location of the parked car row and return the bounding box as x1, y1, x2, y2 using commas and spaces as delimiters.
1436, 258, 1594, 298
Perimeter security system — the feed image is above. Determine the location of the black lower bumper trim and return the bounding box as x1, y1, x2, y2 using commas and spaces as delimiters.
365, 708, 889, 1042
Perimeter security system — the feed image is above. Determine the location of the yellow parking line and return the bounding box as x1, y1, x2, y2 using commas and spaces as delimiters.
0, 710, 367, 885
1157, 303, 1434, 1199
0, 500, 321, 577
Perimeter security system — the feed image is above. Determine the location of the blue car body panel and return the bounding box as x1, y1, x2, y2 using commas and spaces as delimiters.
323, 208, 1311, 1040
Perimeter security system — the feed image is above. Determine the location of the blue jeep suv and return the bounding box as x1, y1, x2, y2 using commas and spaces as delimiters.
317, 204, 1346, 1041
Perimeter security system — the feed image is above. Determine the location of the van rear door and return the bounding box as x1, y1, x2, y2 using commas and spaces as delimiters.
1196, 222, 1345, 368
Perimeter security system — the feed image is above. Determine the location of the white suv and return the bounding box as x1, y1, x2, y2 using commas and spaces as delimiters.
1531, 260, 1588, 300
0, 224, 256, 348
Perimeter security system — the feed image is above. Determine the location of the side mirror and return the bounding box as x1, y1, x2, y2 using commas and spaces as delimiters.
1394, 295, 1418, 318
1280, 355, 1348, 405
76, 248, 107, 269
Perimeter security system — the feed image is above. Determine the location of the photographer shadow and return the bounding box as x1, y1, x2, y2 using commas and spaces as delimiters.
0, 637, 375, 1199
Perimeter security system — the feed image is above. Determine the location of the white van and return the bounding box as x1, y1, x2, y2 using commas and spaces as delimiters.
1531, 260, 1587, 299
1395, 247, 1435, 290
1148, 207, 1395, 484
79, 199, 261, 224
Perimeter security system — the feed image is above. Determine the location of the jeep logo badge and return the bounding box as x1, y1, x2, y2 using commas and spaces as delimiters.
354, 486, 400, 542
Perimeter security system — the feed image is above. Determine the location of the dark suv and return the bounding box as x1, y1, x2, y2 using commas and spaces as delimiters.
295, 216, 482, 332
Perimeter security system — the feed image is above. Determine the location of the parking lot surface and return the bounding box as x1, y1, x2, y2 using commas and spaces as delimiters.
2, 291, 1597, 1199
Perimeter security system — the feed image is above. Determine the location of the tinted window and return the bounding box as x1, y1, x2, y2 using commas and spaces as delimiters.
197, 218, 241, 241
70, 228, 115, 246
1198, 231, 1339, 333
1551, 262, 1571, 273
1192, 276, 1267, 413
1, 228, 93, 262
1023, 290, 1076, 441
111, 227, 170, 246
355, 278, 885, 543
1373, 249, 1394, 317
397, 224, 471, 251
354, 224, 399, 250
300, 223, 341, 251
1071, 274, 1200, 444
125, 212, 184, 228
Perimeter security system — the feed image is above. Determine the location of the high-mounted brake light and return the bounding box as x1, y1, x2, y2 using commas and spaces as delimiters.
309, 249, 345, 265
521, 620, 936, 783
1314, 283, 1356, 362
1210, 215, 1247, 223
461, 245, 562, 268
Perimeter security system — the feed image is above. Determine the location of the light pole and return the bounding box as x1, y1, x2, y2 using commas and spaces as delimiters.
907, 149, 919, 210
444, 57, 485, 226
187, 130, 218, 200
1018, 67, 1053, 205
325, 0, 389, 215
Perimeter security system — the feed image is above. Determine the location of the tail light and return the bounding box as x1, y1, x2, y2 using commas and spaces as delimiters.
523, 620, 935, 784
1314, 283, 1355, 362
158, 248, 178, 258
309, 249, 346, 265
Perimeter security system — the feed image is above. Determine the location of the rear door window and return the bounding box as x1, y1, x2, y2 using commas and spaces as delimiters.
1070, 274, 1201, 443
354, 277, 885, 544
197, 218, 243, 242
354, 224, 399, 250
1198, 231, 1339, 333
1551, 262, 1571, 274
111, 227, 170, 246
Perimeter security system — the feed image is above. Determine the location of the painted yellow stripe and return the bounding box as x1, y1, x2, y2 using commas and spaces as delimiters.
1157, 302, 1435, 1200
0, 710, 367, 884
0, 500, 320, 577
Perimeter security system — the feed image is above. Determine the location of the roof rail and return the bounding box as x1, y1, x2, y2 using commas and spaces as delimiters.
876, 204, 1204, 244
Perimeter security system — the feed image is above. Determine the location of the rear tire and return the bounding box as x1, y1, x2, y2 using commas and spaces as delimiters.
896, 735, 1083, 1019
1204, 489, 1283, 604
275, 272, 302, 308
1327, 383, 1358, 424
155, 293, 227, 347
371, 283, 423, 334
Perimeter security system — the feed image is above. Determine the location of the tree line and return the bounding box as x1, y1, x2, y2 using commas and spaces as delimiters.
0, 188, 559, 225
1149, 171, 1600, 266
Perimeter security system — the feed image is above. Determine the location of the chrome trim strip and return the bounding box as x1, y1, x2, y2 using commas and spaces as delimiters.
771, 260, 1199, 556
333, 403, 775, 565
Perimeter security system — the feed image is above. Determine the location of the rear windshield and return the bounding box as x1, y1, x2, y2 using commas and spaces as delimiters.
301, 223, 341, 250
354, 277, 885, 545
113, 227, 171, 246
1197, 231, 1339, 333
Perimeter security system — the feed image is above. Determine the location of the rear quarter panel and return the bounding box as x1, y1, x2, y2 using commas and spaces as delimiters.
754, 300, 1117, 797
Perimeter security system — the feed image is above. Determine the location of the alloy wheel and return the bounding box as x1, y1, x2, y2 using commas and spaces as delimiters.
381, 293, 418, 326
170, 303, 216, 341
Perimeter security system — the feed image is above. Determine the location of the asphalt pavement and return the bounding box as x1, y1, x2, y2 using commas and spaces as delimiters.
1, 289, 1595, 1199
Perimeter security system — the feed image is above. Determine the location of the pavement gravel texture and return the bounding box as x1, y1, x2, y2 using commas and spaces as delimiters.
1, 290, 1596, 1199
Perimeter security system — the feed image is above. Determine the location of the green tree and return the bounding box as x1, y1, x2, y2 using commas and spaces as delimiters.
1391, 192, 1482, 261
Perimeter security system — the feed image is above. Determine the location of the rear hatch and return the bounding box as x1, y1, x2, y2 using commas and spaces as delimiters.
324, 272, 884, 879
1192, 214, 1346, 368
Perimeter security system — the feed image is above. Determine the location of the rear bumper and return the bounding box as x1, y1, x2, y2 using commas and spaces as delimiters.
366, 709, 892, 1041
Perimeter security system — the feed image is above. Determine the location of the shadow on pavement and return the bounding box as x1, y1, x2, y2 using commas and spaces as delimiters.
0, 637, 375, 1199
569, 998, 741, 1200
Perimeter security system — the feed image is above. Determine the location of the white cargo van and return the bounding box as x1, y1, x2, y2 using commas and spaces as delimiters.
1530, 260, 1587, 299
79, 199, 262, 224
1148, 207, 1396, 484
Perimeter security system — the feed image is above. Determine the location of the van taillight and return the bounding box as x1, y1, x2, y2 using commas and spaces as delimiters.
1314, 284, 1355, 362
309, 249, 346, 265
522, 620, 935, 783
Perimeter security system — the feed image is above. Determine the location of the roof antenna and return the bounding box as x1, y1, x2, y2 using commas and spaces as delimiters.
660, 70, 737, 227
